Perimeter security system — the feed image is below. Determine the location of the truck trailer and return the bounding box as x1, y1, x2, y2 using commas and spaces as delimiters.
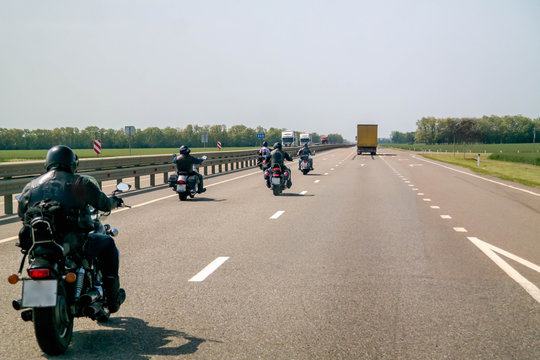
299, 133, 311, 146
357, 124, 378, 155
281, 131, 298, 147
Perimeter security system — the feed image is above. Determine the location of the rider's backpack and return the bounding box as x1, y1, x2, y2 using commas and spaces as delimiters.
18, 199, 64, 251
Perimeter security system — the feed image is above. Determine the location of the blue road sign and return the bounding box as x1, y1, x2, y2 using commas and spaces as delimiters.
256, 133, 266, 139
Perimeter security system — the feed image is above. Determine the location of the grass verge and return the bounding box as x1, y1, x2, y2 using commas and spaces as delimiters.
419, 153, 540, 188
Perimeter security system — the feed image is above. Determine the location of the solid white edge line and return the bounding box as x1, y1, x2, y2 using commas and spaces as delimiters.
270, 210, 285, 219
189, 257, 230, 282
467, 237, 540, 303
0, 236, 18, 244
413, 155, 540, 197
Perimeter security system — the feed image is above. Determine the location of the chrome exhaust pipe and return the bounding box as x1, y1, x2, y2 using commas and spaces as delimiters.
79, 289, 101, 307
83, 302, 102, 317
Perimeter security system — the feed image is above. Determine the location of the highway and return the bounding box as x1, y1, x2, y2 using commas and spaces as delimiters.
0, 147, 539, 359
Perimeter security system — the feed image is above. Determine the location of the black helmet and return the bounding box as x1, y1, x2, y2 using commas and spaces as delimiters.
45, 145, 79, 173
262, 141, 268, 147
179, 145, 191, 154
273, 142, 282, 150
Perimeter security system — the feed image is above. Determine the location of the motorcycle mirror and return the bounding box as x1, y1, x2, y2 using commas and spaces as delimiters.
15, 195, 21, 201
116, 183, 131, 192
202, 155, 207, 160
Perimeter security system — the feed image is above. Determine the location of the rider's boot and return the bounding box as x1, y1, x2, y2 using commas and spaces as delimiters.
104, 276, 126, 313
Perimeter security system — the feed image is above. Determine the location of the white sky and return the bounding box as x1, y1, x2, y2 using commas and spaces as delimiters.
1, 0, 539, 141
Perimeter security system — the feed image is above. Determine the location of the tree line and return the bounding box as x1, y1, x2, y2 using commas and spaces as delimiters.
0, 125, 344, 150
391, 115, 539, 144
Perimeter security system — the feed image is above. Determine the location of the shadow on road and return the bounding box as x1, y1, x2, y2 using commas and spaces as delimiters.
0, 214, 20, 226
184, 197, 225, 202
63, 316, 220, 360
280, 193, 314, 197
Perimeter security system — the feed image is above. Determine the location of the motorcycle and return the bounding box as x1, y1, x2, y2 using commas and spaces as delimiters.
169, 156, 207, 201
257, 154, 271, 171
8, 182, 130, 355
299, 155, 312, 175
266, 165, 290, 196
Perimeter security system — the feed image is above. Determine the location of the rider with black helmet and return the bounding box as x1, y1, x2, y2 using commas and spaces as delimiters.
17, 145, 126, 313
268, 142, 293, 188
257, 141, 272, 168
296, 143, 314, 170
172, 145, 206, 193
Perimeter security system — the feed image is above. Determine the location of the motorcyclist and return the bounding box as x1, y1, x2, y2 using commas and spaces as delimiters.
267, 142, 292, 188
297, 143, 314, 170
172, 145, 206, 193
17, 145, 126, 313
257, 141, 271, 168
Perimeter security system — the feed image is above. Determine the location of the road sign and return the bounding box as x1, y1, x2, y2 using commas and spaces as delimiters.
201, 133, 208, 143
217, 141, 222, 150
93, 140, 102, 155
256, 133, 265, 139
124, 126, 135, 136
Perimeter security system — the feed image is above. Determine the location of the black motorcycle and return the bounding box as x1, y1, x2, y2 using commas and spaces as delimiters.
8, 182, 130, 355
169, 156, 206, 201
266, 165, 290, 196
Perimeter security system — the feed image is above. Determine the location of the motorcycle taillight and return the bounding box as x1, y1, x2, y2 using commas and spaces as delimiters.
28, 268, 51, 279
284, 172, 288, 176
178, 180, 185, 184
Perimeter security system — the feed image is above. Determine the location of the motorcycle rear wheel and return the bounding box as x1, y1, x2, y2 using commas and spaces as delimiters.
272, 186, 281, 196
33, 282, 73, 355
179, 193, 188, 201
302, 169, 309, 175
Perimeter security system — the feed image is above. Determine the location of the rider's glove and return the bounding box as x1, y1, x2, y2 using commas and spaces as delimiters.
112, 196, 124, 207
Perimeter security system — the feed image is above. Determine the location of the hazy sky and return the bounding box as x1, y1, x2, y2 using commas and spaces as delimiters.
1, 0, 539, 140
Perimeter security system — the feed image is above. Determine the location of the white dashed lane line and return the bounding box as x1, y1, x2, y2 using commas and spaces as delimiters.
300, 191, 308, 195
430, 206, 440, 209
454, 227, 468, 232
441, 215, 452, 219
189, 257, 230, 282
270, 210, 285, 219
314, 180, 320, 183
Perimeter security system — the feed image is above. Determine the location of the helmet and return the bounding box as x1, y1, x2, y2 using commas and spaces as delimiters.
262, 141, 268, 147
45, 145, 79, 173
273, 142, 282, 150
179, 145, 191, 154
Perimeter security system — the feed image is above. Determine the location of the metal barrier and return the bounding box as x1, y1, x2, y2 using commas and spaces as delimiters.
0, 145, 347, 214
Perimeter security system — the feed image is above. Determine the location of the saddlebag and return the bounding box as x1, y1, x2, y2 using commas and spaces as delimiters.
168, 174, 178, 187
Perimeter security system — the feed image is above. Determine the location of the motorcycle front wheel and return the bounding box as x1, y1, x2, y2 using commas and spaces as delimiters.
33, 282, 73, 355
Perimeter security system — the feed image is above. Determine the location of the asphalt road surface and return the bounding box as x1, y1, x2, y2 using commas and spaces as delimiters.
0, 147, 538, 359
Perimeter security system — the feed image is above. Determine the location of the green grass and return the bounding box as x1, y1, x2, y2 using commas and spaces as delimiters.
488, 152, 540, 166
0, 147, 258, 162
419, 153, 540, 188
381, 143, 539, 154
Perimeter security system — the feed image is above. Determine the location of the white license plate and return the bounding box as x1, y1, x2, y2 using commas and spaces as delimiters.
176, 184, 186, 192
22, 280, 58, 307
271, 177, 281, 185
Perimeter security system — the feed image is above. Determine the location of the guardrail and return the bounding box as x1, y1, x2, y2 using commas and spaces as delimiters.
0, 144, 347, 214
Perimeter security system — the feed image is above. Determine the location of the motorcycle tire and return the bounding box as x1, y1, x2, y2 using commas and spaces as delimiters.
179, 193, 188, 201
302, 169, 309, 175
272, 186, 281, 196
33, 282, 73, 355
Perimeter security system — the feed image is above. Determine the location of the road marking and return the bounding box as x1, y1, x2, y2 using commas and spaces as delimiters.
360, 164, 366, 167
404, 181, 410, 183
300, 191, 308, 195
314, 180, 320, 183
453, 227, 467, 232
430, 206, 440, 209
468, 237, 540, 303
330, 168, 335, 170
413, 156, 540, 197
408, 184, 414, 187
423, 198, 431, 201
270, 210, 285, 219
0, 236, 18, 244
324, 173, 329, 175
412, 188, 419, 190
441, 215, 452, 219
417, 193, 424, 195
189, 257, 229, 282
